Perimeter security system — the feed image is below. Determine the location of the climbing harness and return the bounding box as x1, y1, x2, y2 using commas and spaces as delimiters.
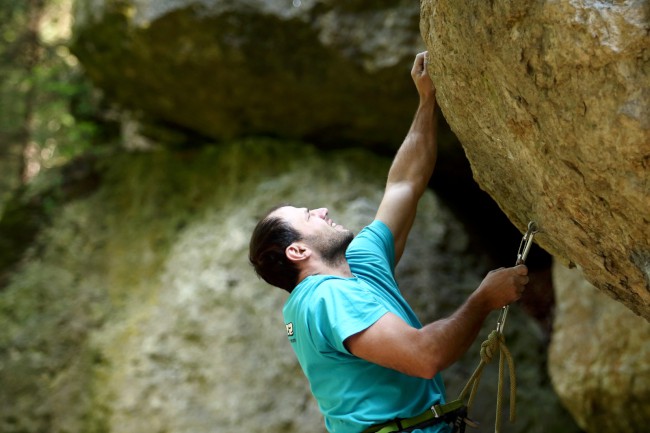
362, 222, 539, 433
362, 399, 475, 433
456, 221, 539, 433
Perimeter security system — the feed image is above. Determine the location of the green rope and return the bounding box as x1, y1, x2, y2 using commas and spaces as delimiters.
457, 330, 516, 433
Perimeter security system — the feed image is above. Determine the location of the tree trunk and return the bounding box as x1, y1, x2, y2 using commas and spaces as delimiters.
18, 0, 45, 183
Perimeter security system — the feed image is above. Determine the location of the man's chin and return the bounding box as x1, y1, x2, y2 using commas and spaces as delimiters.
335, 226, 352, 235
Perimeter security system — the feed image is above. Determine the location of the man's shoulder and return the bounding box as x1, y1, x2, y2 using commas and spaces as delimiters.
347, 220, 395, 270
358, 219, 392, 238
350, 220, 393, 251
308, 276, 364, 299
288, 275, 360, 305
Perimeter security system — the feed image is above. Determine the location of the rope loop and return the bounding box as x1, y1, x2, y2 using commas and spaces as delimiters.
457, 330, 516, 433
454, 221, 536, 432
479, 330, 503, 364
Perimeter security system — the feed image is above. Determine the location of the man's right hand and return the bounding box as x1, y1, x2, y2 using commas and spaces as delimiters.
474, 265, 529, 311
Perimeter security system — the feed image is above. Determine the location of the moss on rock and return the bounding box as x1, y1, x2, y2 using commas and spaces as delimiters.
71, 2, 419, 150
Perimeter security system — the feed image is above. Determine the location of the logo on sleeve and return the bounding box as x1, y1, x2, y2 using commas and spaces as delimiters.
285, 322, 296, 343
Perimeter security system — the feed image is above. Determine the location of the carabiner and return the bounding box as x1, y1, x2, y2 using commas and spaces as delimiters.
496, 221, 538, 334
516, 221, 539, 265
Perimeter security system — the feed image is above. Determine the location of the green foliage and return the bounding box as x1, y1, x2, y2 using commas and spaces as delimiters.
0, 0, 115, 214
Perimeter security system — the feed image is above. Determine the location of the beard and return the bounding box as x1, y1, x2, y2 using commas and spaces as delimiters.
307, 229, 355, 266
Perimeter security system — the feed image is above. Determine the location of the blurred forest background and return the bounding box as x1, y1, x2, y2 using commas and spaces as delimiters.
0, 0, 114, 212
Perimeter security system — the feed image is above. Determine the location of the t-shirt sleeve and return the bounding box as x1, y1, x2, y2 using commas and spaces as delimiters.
309, 279, 388, 355
346, 220, 398, 289
347, 220, 395, 271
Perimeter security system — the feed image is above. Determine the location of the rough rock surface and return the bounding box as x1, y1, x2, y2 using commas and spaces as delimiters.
421, 0, 650, 320
0, 141, 576, 433
71, 0, 424, 150
550, 263, 650, 433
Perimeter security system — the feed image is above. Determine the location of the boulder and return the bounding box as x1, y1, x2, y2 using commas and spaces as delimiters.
71, 0, 424, 150
550, 263, 650, 433
421, 0, 650, 320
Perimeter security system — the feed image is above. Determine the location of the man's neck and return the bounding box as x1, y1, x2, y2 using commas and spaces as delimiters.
298, 258, 353, 283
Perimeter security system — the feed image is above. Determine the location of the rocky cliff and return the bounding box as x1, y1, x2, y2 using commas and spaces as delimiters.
550, 263, 650, 433
72, 0, 424, 150
1, 0, 649, 432
421, 0, 650, 320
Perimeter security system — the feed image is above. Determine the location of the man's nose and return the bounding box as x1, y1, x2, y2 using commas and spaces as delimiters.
312, 208, 328, 218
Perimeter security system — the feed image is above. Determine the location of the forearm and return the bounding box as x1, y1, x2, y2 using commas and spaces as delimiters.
415, 266, 529, 377
417, 293, 491, 375
374, 52, 438, 262
386, 96, 438, 196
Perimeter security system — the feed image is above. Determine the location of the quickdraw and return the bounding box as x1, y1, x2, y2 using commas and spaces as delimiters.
457, 220, 539, 433
495, 221, 539, 334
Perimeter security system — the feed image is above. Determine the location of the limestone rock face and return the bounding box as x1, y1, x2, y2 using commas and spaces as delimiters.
0, 141, 575, 433
421, 0, 650, 319
550, 263, 650, 433
72, 0, 424, 150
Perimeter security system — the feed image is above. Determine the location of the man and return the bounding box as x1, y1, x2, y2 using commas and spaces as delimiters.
249, 51, 529, 433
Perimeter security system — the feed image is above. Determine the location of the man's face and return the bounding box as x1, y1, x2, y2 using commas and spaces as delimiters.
271, 206, 354, 262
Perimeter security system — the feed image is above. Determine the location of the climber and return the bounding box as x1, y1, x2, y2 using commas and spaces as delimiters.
248, 51, 529, 433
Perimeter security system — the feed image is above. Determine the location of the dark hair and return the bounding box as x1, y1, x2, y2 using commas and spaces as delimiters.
249, 209, 302, 293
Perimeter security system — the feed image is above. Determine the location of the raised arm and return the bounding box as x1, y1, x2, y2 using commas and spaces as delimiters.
375, 51, 438, 265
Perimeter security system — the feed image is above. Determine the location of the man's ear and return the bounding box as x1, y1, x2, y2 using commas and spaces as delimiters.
286, 242, 311, 263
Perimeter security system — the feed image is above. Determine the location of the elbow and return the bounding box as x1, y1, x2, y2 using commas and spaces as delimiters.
412, 365, 440, 380
411, 356, 444, 380
407, 333, 445, 379
413, 369, 437, 380
424, 363, 444, 380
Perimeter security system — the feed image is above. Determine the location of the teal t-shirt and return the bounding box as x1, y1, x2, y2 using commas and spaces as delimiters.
283, 220, 449, 433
